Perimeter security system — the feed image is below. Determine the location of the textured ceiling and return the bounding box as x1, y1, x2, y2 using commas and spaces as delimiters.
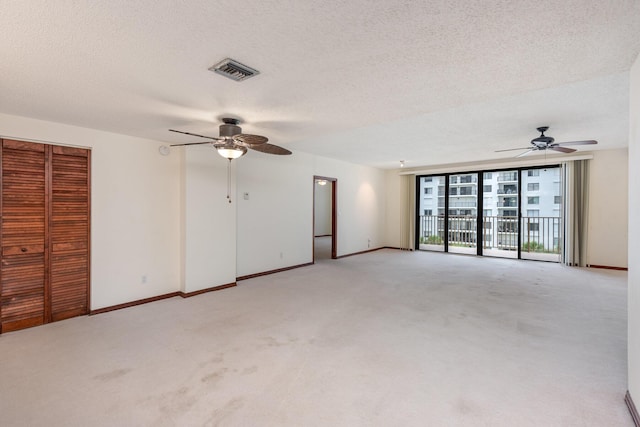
1, 1, 639, 168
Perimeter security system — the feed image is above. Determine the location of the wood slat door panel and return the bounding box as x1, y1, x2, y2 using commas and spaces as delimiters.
1, 140, 47, 332
50, 149, 90, 321
51, 251, 88, 321
0, 139, 90, 333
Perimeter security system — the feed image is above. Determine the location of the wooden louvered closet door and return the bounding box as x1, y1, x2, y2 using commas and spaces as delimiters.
50, 146, 90, 322
0, 140, 90, 333
0, 140, 47, 332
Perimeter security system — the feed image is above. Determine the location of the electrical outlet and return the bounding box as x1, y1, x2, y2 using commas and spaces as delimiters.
280, 252, 283, 259
141, 275, 147, 284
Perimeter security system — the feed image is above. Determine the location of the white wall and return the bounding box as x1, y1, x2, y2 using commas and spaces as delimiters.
236, 151, 314, 277
314, 182, 332, 236
588, 148, 628, 268
0, 112, 389, 308
0, 113, 182, 310
182, 147, 237, 292
628, 54, 640, 404
313, 156, 387, 256
236, 152, 387, 277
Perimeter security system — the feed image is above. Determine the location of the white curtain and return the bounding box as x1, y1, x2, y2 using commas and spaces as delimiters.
563, 160, 590, 266
399, 174, 416, 250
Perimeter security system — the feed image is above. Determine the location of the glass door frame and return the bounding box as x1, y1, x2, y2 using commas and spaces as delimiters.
415, 164, 560, 260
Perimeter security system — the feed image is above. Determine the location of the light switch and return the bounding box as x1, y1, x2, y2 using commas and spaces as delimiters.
243, 192, 250, 200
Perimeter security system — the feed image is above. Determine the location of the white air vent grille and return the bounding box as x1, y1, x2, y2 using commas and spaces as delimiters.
209, 58, 259, 82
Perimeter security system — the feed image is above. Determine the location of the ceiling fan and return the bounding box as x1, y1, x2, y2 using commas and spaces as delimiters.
168, 118, 292, 160
496, 126, 597, 157
168, 118, 291, 204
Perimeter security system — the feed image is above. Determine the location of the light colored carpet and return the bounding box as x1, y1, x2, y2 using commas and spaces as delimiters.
0, 249, 631, 426
314, 235, 332, 261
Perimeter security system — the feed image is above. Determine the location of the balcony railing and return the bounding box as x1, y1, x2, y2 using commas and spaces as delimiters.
450, 176, 477, 184
449, 188, 477, 196
521, 216, 560, 254
449, 201, 477, 208
418, 215, 561, 255
497, 172, 518, 182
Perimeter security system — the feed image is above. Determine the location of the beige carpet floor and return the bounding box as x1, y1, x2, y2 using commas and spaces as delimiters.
314, 235, 332, 261
0, 249, 631, 426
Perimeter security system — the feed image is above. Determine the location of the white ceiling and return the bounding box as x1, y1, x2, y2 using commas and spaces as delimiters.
1, 1, 639, 169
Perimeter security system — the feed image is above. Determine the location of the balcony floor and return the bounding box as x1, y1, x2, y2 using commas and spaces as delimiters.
419, 245, 561, 262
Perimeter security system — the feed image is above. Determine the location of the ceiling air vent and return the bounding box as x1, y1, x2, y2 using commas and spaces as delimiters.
209, 58, 260, 82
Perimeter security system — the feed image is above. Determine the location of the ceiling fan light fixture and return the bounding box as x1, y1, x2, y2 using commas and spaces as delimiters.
217, 143, 247, 160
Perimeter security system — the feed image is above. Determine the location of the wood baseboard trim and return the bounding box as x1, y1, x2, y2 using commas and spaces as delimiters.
383, 246, 410, 251
588, 264, 628, 271
627, 391, 640, 426
90, 292, 180, 315
179, 283, 236, 298
336, 247, 385, 259
237, 262, 314, 281
314, 234, 332, 237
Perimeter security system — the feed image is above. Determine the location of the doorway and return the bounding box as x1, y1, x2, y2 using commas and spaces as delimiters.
313, 176, 337, 261
417, 165, 562, 262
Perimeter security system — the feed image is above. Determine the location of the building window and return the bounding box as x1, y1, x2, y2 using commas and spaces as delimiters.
527, 209, 539, 217
528, 223, 539, 232
528, 169, 540, 177
424, 187, 433, 195
424, 209, 432, 216
459, 186, 475, 196
483, 209, 492, 216
527, 183, 539, 191
425, 177, 432, 182
554, 196, 562, 204
483, 172, 492, 179
502, 210, 517, 217
528, 196, 539, 205
483, 185, 492, 192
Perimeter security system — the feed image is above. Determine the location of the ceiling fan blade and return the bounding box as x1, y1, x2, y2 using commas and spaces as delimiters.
516, 149, 536, 158
555, 139, 597, 146
169, 141, 213, 147
233, 133, 268, 146
169, 129, 221, 141
495, 147, 532, 152
249, 143, 292, 155
549, 146, 576, 154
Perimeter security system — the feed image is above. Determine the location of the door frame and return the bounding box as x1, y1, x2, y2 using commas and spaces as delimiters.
313, 176, 337, 260
415, 165, 561, 260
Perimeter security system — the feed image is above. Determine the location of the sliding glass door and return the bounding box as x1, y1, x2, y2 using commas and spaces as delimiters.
417, 175, 445, 251
416, 165, 562, 263
481, 170, 519, 259
520, 167, 562, 262
448, 173, 478, 254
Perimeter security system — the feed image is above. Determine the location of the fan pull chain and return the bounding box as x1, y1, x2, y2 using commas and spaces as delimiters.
227, 159, 232, 203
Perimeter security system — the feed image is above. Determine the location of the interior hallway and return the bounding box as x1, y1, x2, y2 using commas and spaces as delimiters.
314, 235, 332, 261
0, 250, 630, 426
